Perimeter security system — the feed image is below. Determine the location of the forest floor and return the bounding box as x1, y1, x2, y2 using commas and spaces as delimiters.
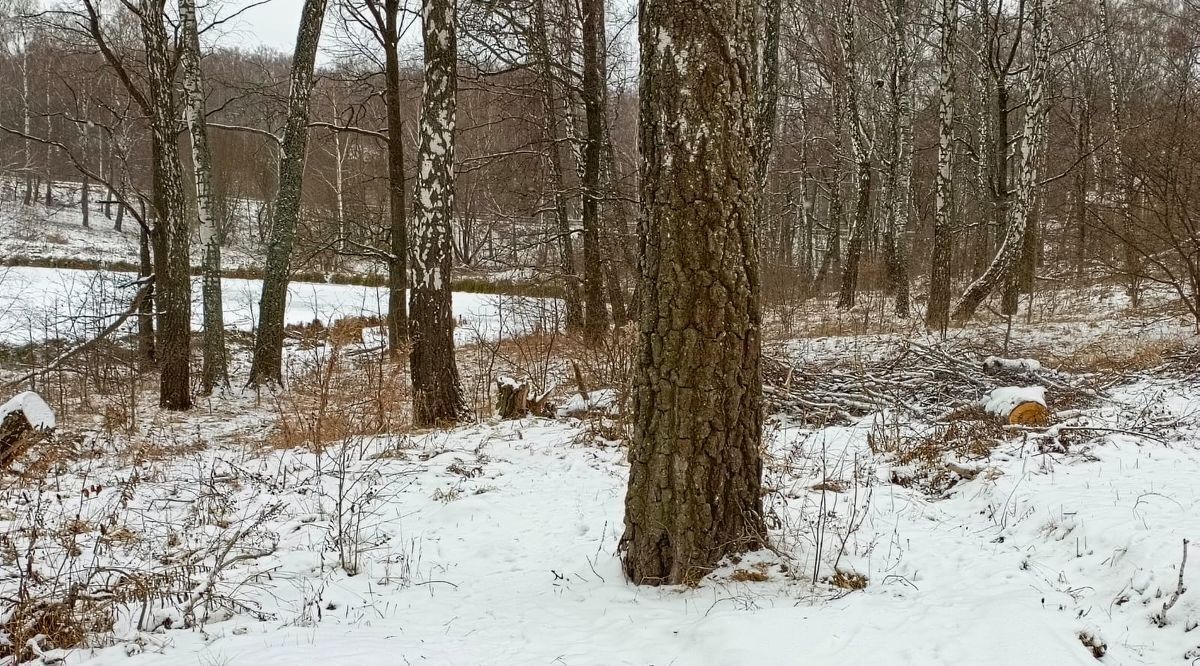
0, 293, 1197, 666
5, 181, 1200, 665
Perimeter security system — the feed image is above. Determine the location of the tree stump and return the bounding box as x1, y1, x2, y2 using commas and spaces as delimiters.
0, 392, 55, 468
495, 377, 529, 419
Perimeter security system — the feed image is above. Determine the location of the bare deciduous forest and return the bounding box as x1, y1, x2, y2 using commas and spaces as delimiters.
0, 0, 1197, 663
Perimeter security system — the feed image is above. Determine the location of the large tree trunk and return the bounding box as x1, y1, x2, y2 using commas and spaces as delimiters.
579, 0, 609, 343
621, 0, 764, 586
926, 0, 957, 333
140, 0, 192, 410
248, 0, 329, 386
409, 0, 465, 427
382, 0, 409, 356
953, 0, 1052, 321
180, 0, 228, 394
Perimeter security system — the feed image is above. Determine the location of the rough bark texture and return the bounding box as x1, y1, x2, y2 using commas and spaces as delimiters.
180, 0, 228, 393
495, 379, 529, 419
248, 0, 329, 386
953, 0, 1052, 321
140, 0, 192, 410
409, 0, 465, 427
926, 0, 957, 333
580, 0, 609, 343
621, 0, 764, 586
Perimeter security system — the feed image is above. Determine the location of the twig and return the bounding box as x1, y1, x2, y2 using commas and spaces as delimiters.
1153, 538, 1189, 626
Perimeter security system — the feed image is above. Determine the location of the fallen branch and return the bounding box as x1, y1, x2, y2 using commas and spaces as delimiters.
2, 281, 153, 391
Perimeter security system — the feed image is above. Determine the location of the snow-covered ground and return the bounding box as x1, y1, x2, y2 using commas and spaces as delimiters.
0, 266, 560, 346
2, 371, 1197, 665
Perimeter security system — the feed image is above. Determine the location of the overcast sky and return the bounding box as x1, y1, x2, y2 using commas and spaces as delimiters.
219, 0, 308, 53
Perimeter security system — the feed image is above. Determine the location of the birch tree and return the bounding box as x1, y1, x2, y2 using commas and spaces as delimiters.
180, 0, 228, 393
881, 0, 913, 317
1099, 0, 1138, 306
836, 0, 872, 311
953, 0, 1053, 321
409, 0, 465, 426
621, 0, 764, 585
926, 0, 956, 332
248, 0, 329, 386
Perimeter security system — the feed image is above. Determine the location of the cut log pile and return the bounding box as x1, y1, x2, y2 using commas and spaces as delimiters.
763, 339, 1104, 424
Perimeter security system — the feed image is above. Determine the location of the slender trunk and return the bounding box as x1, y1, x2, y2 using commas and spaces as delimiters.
383, 0, 409, 355
1073, 94, 1090, 276
248, 0, 329, 386
883, 0, 913, 317
21, 33, 32, 207
621, 0, 763, 586
926, 0, 957, 332
836, 0, 869, 310
138, 224, 156, 368
115, 186, 126, 232
409, 0, 465, 426
80, 176, 90, 228
1099, 0, 1138, 306
757, 0, 782, 243
181, 0, 228, 393
533, 0, 583, 330
140, 0, 192, 410
580, 0, 609, 342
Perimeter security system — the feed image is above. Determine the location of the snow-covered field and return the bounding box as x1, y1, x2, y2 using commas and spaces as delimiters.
0, 266, 559, 346
3, 368, 1198, 665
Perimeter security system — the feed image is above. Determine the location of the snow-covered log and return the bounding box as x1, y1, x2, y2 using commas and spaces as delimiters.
981, 386, 1049, 425
0, 391, 54, 467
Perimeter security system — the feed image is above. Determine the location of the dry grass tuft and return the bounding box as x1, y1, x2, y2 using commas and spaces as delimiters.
829, 569, 868, 590
266, 339, 411, 452
873, 410, 1006, 495
1, 597, 113, 662
1052, 337, 1188, 375
730, 567, 770, 582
